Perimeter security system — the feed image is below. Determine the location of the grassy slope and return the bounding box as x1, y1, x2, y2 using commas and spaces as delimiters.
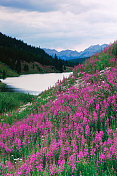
0, 61, 18, 79
0, 61, 18, 92
0, 42, 117, 175
0, 92, 35, 114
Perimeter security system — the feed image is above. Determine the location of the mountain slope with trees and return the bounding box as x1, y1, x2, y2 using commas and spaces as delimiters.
0, 33, 69, 76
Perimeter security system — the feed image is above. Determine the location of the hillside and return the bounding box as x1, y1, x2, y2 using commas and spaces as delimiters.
0, 33, 69, 75
0, 42, 117, 175
0, 61, 18, 79
68, 57, 90, 66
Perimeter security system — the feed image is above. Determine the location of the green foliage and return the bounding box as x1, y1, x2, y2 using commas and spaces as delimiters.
111, 42, 117, 56
54, 54, 64, 72
69, 57, 90, 66
0, 92, 35, 114
23, 64, 29, 72
0, 61, 18, 79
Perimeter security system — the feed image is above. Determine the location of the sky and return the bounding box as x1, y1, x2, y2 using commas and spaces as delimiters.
0, 0, 117, 51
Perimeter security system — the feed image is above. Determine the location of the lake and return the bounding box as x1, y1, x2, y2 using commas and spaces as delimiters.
0, 72, 72, 95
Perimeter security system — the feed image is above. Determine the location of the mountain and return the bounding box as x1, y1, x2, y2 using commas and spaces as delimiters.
0, 32, 67, 76
43, 48, 59, 57
43, 44, 108, 60
79, 44, 108, 58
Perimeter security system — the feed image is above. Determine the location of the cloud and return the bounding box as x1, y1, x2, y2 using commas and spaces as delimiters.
0, 0, 57, 12
0, 0, 99, 13
0, 0, 67, 12
0, 0, 117, 51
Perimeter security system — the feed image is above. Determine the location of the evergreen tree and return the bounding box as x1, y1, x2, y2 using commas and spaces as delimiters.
24, 64, 29, 72
2, 70, 6, 79
15, 59, 21, 73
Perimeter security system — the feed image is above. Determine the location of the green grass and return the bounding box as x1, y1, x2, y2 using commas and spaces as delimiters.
0, 61, 18, 79
0, 92, 35, 114
0, 88, 55, 124
0, 82, 6, 89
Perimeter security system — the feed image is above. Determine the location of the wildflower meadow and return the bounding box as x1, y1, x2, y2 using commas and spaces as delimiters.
0, 42, 117, 175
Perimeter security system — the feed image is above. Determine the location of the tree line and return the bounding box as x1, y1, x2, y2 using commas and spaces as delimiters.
0, 32, 69, 74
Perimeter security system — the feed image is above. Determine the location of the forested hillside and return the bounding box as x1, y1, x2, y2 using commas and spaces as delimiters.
0, 33, 68, 75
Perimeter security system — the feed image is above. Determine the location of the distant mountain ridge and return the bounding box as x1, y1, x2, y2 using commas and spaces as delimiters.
43, 44, 108, 60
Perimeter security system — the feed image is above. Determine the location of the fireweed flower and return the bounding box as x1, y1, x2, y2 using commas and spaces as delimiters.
0, 44, 117, 175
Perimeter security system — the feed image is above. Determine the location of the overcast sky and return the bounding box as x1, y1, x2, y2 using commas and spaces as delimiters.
0, 0, 117, 51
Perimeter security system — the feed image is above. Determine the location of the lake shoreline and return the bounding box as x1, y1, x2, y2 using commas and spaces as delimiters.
0, 72, 72, 95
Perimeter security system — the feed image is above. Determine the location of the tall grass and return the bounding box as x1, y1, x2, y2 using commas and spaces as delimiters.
0, 92, 35, 114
